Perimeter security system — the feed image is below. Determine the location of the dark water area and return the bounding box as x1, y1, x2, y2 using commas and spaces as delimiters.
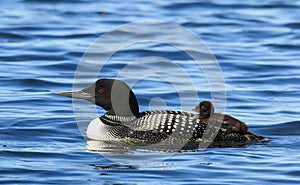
1, 0, 300, 184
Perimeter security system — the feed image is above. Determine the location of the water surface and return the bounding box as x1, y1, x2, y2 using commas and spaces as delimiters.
1, 0, 300, 184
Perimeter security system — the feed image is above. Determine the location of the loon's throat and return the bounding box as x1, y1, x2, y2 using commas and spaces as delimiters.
103, 114, 139, 123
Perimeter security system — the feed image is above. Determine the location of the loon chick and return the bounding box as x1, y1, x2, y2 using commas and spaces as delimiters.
57, 79, 266, 146
192, 101, 248, 132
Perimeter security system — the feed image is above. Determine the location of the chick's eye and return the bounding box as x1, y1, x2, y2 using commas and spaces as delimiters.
98, 88, 104, 94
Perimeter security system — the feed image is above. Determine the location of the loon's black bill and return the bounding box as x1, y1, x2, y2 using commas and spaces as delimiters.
56, 90, 93, 100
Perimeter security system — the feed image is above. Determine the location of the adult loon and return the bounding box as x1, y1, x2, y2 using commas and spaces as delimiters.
57, 78, 267, 147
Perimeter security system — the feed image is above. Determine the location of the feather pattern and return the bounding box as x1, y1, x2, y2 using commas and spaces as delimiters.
101, 110, 266, 145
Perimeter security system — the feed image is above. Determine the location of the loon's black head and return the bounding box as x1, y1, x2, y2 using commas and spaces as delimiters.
56, 78, 140, 118
192, 101, 215, 118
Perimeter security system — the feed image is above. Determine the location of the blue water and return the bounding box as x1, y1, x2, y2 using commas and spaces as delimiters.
1, 0, 300, 184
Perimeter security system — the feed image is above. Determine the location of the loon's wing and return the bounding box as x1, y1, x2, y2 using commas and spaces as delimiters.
125, 110, 211, 141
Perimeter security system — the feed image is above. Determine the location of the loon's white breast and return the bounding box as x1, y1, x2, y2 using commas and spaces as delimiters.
86, 118, 129, 141
86, 118, 104, 140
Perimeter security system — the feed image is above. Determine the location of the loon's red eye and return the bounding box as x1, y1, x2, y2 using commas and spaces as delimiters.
98, 88, 104, 94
